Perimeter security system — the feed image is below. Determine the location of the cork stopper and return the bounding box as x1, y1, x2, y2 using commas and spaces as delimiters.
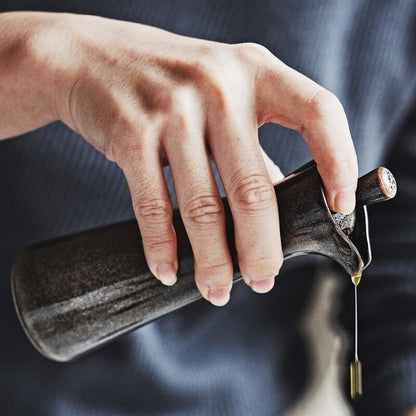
356, 167, 397, 206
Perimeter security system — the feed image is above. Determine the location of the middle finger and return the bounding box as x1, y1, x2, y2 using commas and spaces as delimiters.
163, 115, 233, 307
209, 110, 282, 293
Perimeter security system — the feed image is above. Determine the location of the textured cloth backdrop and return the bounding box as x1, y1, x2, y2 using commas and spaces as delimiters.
1, 1, 416, 415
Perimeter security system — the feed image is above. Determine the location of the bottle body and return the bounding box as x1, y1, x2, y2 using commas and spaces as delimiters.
12, 162, 394, 361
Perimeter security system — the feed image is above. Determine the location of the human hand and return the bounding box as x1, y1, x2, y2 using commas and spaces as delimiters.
8, 13, 358, 305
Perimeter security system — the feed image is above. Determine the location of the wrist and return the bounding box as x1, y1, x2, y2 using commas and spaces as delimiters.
20, 12, 77, 124
0, 11, 80, 137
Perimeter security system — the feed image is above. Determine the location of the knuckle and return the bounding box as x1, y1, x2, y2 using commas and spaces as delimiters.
148, 85, 197, 120
232, 174, 275, 212
163, 46, 219, 84
189, 51, 217, 80
233, 42, 272, 63
144, 234, 176, 252
163, 86, 201, 133
192, 45, 232, 79
242, 255, 283, 280
187, 47, 236, 110
195, 259, 233, 293
319, 156, 358, 189
204, 78, 229, 114
198, 259, 232, 279
182, 195, 223, 225
169, 85, 196, 110
304, 88, 343, 121
135, 198, 172, 226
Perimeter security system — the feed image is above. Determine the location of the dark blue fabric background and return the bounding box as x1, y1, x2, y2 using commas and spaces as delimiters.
1, 1, 415, 415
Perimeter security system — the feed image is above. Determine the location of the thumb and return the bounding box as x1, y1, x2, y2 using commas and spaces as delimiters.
255, 51, 357, 214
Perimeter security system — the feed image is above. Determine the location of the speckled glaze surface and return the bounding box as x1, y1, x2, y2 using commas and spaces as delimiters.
11, 162, 396, 361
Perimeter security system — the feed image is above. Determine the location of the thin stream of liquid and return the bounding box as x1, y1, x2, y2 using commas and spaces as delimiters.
354, 284, 358, 361
350, 272, 363, 400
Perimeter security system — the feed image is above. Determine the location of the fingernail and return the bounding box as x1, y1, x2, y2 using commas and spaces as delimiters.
208, 287, 231, 307
157, 263, 177, 286
334, 187, 356, 214
249, 277, 275, 294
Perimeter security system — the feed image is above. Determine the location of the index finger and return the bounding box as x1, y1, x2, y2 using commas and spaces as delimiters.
253, 46, 358, 214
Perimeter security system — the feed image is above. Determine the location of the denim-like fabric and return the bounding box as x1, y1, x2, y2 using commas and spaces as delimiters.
1, 1, 416, 415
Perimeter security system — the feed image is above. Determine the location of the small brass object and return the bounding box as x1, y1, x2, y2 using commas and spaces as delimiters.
350, 359, 363, 400
11, 161, 397, 361
351, 270, 362, 286
350, 279, 362, 400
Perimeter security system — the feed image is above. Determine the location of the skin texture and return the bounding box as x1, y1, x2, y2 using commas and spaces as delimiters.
0, 11, 358, 307
2, 12, 415, 415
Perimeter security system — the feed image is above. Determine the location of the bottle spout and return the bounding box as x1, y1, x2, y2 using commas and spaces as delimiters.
276, 162, 396, 278
11, 161, 397, 361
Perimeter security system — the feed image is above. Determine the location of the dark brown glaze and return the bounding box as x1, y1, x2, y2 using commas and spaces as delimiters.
11, 162, 396, 361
